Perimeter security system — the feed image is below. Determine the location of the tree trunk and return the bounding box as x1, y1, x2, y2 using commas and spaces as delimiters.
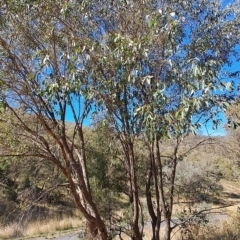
145, 140, 162, 240
146, 174, 157, 240
87, 220, 108, 239
126, 162, 134, 203
149, 216, 161, 240
129, 146, 142, 240
127, 142, 142, 240
120, 132, 142, 239
65, 152, 108, 240
164, 218, 171, 240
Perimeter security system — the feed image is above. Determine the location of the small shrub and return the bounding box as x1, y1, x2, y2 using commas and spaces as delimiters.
177, 211, 240, 240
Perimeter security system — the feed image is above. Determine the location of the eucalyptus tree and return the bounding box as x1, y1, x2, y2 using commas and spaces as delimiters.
87, 0, 240, 239
88, 1, 240, 239
0, 0, 240, 240
0, 1, 108, 239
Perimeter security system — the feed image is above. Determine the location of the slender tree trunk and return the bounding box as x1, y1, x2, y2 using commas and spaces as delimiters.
146, 167, 157, 240
155, 214, 161, 240
126, 159, 134, 203
145, 140, 162, 240
160, 139, 180, 240
164, 218, 171, 240
154, 136, 174, 240
128, 142, 142, 240
152, 141, 161, 240
120, 131, 142, 239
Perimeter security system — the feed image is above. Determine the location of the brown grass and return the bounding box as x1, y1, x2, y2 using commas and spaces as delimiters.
1, 179, 240, 239
0, 215, 239, 240
0, 217, 84, 239
0, 223, 23, 239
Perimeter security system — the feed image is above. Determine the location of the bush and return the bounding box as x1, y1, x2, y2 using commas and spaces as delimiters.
175, 160, 222, 203
178, 210, 240, 240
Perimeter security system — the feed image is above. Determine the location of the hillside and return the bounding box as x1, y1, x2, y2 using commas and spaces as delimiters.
0, 132, 240, 239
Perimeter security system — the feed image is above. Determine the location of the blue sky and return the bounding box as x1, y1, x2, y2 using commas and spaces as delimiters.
197, 112, 227, 136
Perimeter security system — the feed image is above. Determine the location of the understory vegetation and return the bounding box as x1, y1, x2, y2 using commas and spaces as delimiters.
1, 128, 240, 239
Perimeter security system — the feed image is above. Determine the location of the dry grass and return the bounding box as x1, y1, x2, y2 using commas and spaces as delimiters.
0, 215, 239, 240
25, 217, 83, 236
0, 217, 84, 239
1, 179, 240, 239
0, 223, 23, 239
112, 211, 240, 240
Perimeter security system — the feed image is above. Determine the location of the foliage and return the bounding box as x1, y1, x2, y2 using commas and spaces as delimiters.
226, 98, 240, 130
175, 159, 222, 203
177, 210, 240, 240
